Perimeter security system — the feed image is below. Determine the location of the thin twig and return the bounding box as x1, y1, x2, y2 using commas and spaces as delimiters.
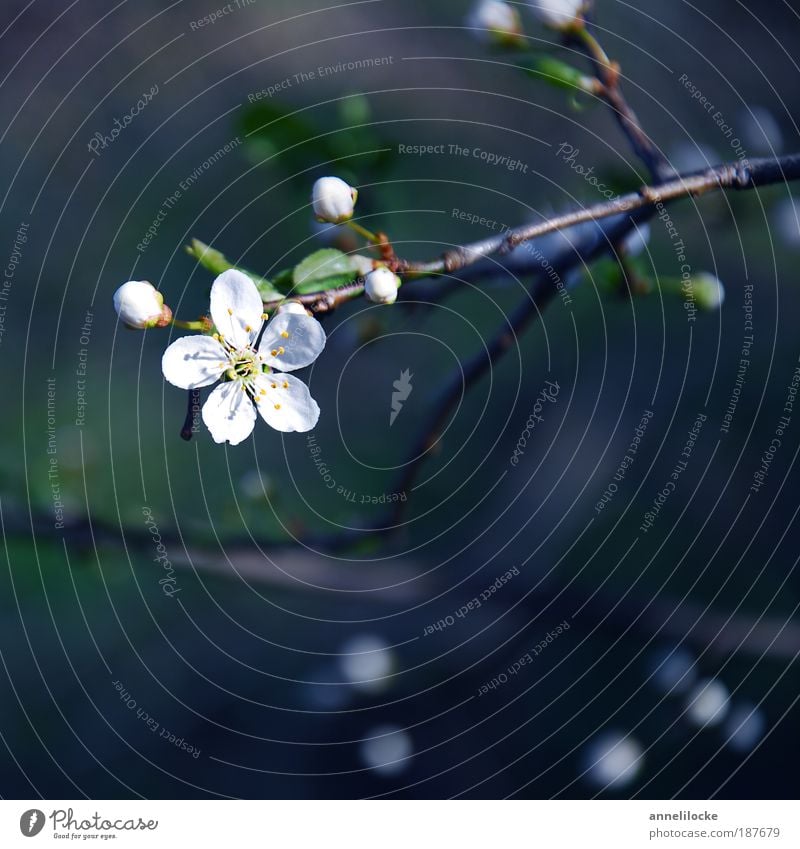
389, 207, 656, 516
569, 23, 674, 182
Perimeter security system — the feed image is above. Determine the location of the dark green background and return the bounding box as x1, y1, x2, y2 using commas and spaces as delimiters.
1, 0, 798, 798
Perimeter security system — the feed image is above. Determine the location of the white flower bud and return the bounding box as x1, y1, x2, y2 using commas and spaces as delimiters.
276, 301, 309, 316
467, 0, 523, 44
364, 267, 399, 305
312, 176, 358, 224
113, 280, 171, 329
529, 0, 586, 30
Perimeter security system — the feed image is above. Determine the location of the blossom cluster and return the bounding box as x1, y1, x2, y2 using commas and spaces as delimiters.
112, 176, 405, 444
467, 0, 588, 45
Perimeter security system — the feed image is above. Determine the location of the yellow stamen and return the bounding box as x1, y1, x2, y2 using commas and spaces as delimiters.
278, 346, 285, 355
280, 330, 289, 339
227, 308, 233, 315
274, 404, 281, 410
271, 349, 278, 357
282, 381, 289, 389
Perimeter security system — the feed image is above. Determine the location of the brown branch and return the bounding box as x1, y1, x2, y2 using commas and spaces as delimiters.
287, 154, 800, 315
398, 155, 800, 280
10, 507, 797, 662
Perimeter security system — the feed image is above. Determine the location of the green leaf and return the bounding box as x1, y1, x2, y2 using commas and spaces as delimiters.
294, 249, 358, 286
185, 239, 283, 300
519, 54, 598, 94
286, 249, 370, 295
296, 273, 357, 295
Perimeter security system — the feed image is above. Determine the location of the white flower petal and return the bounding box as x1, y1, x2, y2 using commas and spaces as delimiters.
210, 269, 264, 349
276, 301, 309, 316
162, 335, 228, 389
258, 312, 326, 372
202, 381, 257, 445
253, 372, 320, 432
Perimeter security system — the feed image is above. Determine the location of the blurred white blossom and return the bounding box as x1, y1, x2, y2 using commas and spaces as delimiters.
360, 724, 413, 776
584, 731, 644, 789
686, 679, 730, 727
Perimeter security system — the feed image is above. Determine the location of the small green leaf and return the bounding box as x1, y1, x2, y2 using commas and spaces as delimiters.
294, 249, 358, 287
286, 249, 371, 295
519, 54, 598, 94
296, 273, 357, 295
185, 239, 283, 300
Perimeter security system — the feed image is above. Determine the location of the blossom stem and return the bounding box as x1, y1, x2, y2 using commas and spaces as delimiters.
573, 26, 613, 72
171, 318, 210, 331
345, 219, 382, 244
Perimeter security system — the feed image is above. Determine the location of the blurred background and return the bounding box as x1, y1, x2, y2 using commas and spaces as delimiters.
1, 0, 798, 798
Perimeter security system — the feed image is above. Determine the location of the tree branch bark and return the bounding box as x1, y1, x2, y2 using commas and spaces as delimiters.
292, 154, 800, 314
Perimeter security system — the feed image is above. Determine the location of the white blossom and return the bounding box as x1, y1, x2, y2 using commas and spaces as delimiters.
359, 725, 413, 776
312, 176, 358, 223
467, 0, 523, 42
162, 270, 325, 445
584, 732, 644, 789
339, 635, 393, 693
723, 703, 766, 753
364, 266, 399, 304
529, 0, 586, 30
113, 280, 171, 329
685, 679, 730, 727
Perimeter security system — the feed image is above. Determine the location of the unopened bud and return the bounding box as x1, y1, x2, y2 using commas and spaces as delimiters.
528, 0, 587, 31
467, 0, 524, 45
312, 176, 358, 224
364, 267, 400, 305
113, 280, 172, 329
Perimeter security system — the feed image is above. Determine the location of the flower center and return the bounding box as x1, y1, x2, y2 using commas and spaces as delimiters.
224, 347, 265, 387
